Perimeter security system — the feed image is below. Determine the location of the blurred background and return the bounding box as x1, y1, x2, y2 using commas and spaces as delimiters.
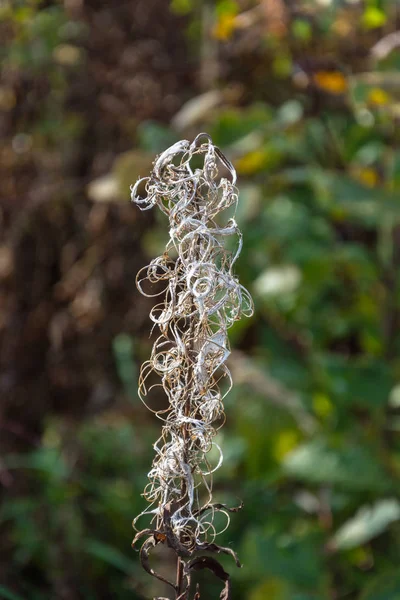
2, 0, 400, 598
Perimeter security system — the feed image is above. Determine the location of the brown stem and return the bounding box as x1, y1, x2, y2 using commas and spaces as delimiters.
175, 189, 201, 600
175, 320, 195, 599
176, 556, 184, 598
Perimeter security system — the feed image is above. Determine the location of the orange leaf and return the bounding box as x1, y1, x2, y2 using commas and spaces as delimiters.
313, 71, 348, 95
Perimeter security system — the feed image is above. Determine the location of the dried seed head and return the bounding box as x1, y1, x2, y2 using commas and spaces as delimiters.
131, 133, 253, 559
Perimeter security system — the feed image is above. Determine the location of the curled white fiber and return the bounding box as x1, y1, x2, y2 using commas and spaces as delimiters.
131, 133, 253, 552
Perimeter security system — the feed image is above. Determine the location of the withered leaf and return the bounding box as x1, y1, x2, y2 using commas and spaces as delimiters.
140, 536, 176, 590
188, 556, 231, 600
194, 500, 243, 518
195, 542, 241, 568
132, 528, 160, 549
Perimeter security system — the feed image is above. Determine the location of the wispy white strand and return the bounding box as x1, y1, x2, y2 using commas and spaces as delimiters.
131, 133, 253, 553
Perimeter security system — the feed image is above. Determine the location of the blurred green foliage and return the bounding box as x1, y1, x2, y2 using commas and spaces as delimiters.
3, 0, 400, 599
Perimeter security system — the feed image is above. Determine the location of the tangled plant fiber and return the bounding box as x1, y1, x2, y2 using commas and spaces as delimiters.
131, 133, 253, 599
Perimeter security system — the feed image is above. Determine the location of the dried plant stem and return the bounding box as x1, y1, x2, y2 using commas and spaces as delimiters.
178, 219, 200, 598
131, 133, 253, 599
176, 556, 184, 597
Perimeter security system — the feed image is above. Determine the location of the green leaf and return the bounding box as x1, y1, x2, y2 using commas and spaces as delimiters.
281, 167, 400, 226
330, 499, 400, 550
361, 571, 400, 600
283, 438, 394, 492
292, 19, 312, 42
137, 121, 178, 153
170, 0, 193, 15
85, 539, 135, 575
216, 0, 238, 18
248, 578, 290, 600
210, 104, 272, 147
316, 354, 393, 410
240, 528, 325, 591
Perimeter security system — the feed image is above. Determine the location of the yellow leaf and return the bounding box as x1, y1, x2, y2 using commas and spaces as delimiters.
273, 430, 300, 463
357, 294, 377, 318
313, 71, 348, 95
348, 546, 373, 568
356, 168, 379, 188
170, 0, 192, 15
249, 578, 289, 600
213, 12, 237, 41
313, 393, 333, 420
361, 331, 382, 356
330, 206, 347, 221
363, 7, 386, 29
235, 150, 268, 175
367, 87, 391, 106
